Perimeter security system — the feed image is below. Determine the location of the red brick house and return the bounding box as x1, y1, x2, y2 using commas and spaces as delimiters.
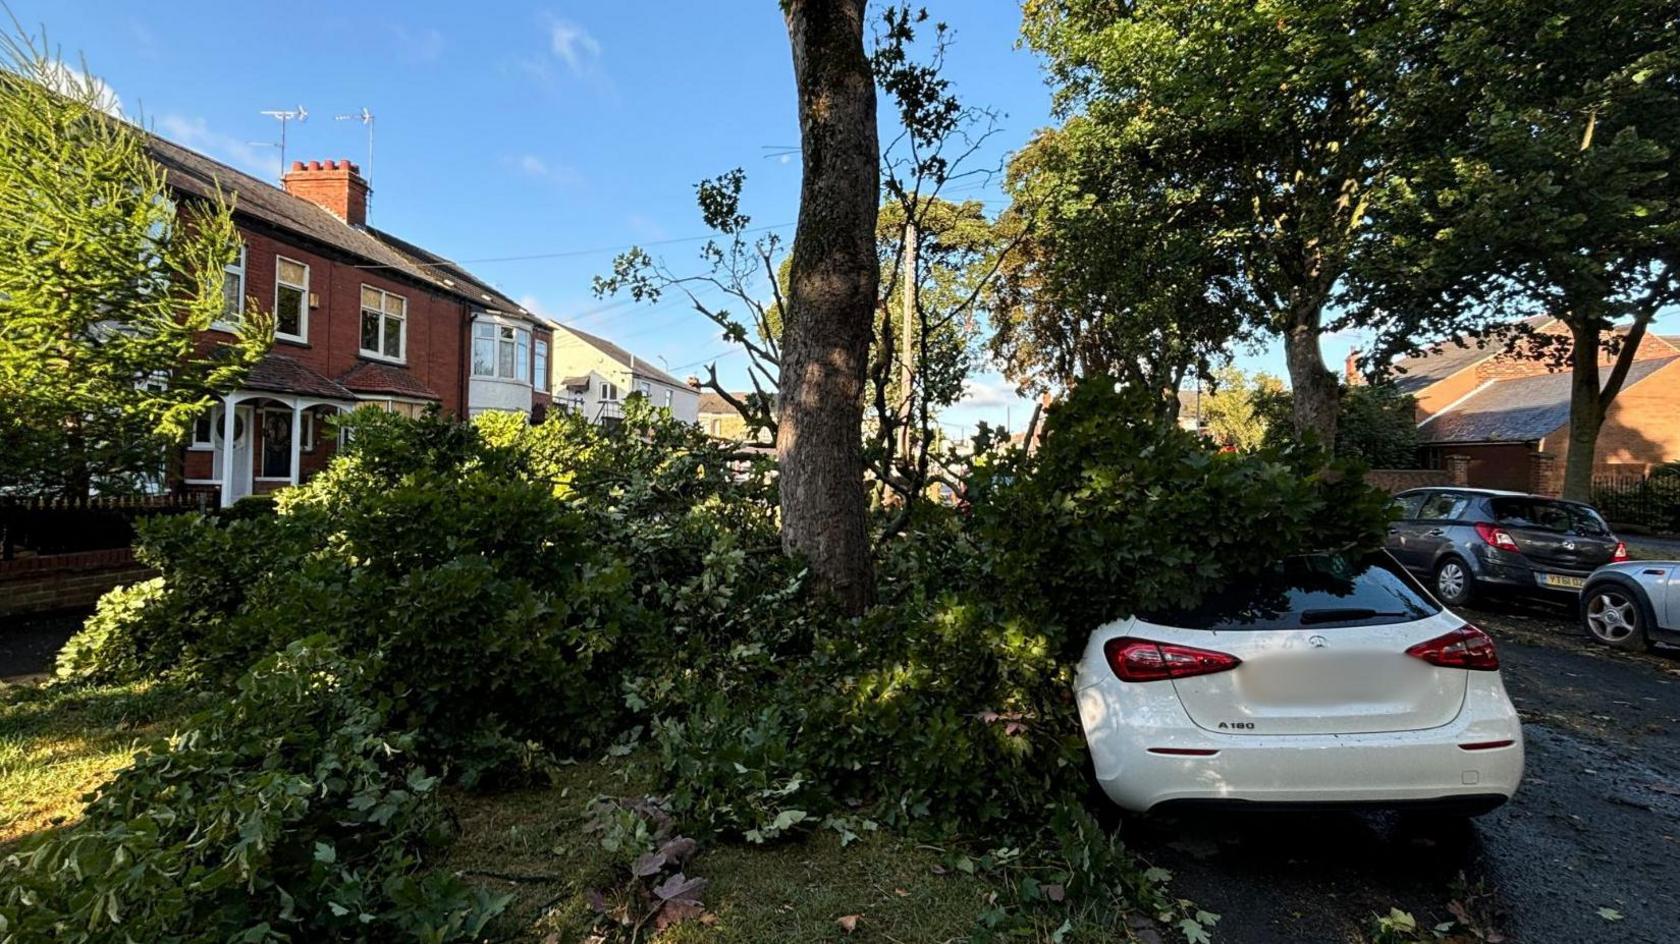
151, 137, 554, 505
1389, 316, 1680, 491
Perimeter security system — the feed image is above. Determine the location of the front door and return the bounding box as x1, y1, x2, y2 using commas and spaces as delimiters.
211, 405, 254, 504
259, 408, 293, 481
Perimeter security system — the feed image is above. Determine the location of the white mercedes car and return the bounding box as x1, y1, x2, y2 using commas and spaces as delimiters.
1075, 551, 1523, 815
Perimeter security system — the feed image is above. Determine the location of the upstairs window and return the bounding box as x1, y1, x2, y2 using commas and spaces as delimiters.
534, 339, 549, 392
472, 321, 534, 383
359, 285, 406, 362
219, 244, 246, 324
274, 256, 309, 341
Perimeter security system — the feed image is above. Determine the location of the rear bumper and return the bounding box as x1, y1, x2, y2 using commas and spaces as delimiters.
1076, 675, 1524, 813
1471, 549, 1594, 595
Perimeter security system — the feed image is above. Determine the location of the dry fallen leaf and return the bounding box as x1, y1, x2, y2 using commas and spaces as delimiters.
838, 914, 862, 933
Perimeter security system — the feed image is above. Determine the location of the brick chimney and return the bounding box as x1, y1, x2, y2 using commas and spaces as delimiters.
282, 159, 369, 226
1344, 347, 1363, 386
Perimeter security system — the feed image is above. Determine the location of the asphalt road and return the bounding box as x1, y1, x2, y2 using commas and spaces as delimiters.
1125, 598, 1680, 944
0, 609, 88, 683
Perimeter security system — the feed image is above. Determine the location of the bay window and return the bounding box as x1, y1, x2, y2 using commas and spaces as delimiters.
471, 320, 537, 384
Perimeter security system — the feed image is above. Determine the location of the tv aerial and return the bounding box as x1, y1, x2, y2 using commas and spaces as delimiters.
335, 107, 375, 183
256, 106, 308, 181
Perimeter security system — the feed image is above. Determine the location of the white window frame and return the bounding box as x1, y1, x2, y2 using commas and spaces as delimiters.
471, 319, 534, 383
300, 410, 316, 453
215, 244, 246, 330
273, 255, 309, 343
602, 382, 619, 401
190, 411, 216, 451
663, 388, 672, 409
359, 285, 407, 363
638, 380, 652, 398
534, 339, 549, 392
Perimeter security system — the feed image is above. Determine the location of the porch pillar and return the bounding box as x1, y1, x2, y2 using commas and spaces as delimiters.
289, 400, 303, 486
219, 394, 237, 508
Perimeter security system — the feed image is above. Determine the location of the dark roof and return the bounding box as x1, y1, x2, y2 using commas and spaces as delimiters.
560, 375, 591, 390
337, 361, 441, 401
242, 353, 355, 400
364, 227, 530, 318
698, 391, 750, 414
1419, 356, 1677, 444
145, 134, 508, 309
558, 325, 689, 388
1388, 316, 1554, 394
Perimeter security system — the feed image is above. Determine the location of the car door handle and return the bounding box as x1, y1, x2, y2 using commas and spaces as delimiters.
1426, 528, 1446, 536
1387, 527, 1401, 535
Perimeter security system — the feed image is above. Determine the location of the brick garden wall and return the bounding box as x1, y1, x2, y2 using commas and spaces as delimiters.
0, 549, 154, 618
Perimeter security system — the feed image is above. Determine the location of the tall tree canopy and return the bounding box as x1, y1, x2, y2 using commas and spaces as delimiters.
990, 118, 1262, 417
1349, 0, 1679, 499
0, 32, 267, 497
1015, 0, 1457, 445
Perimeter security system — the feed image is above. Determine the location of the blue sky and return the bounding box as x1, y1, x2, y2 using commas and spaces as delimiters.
20, 2, 1673, 433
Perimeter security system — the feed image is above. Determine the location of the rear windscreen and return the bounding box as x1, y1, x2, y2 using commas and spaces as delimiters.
1488, 498, 1610, 536
1138, 552, 1440, 631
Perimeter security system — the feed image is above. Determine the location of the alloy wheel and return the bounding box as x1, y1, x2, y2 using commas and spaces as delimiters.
1585, 590, 1639, 645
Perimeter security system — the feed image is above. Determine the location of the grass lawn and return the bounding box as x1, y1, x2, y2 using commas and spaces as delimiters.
0, 683, 1141, 941
443, 757, 1133, 943
0, 677, 210, 849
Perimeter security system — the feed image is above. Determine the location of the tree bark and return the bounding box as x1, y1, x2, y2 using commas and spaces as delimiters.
1561, 320, 1606, 501
778, 0, 877, 615
1283, 307, 1339, 449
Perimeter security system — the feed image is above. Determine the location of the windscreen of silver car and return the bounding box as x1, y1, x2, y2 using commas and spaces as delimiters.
1137, 552, 1440, 631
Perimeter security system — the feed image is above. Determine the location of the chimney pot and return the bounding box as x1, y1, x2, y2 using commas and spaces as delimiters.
290, 160, 305, 171
309, 160, 322, 171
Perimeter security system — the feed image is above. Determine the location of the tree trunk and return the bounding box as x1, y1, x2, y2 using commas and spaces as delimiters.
777, 0, 877, 615
1283, 308, 1339, 449
1560, 321, 1605, 502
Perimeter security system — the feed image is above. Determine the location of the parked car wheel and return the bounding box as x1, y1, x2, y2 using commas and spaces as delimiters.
1433, 557, 1475, 607
1581, 586, 1649, 651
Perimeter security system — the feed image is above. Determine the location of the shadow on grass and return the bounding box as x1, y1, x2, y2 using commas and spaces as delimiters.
0, 677, 211, 849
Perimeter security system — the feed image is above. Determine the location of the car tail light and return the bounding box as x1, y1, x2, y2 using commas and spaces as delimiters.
1612, 541, 1628, 563
1104, 637, 1241, 682
1473, 522, 1520, 553
1405, 625, 1500, 671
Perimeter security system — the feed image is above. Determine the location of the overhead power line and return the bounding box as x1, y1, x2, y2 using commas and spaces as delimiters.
350, 222, 795, 274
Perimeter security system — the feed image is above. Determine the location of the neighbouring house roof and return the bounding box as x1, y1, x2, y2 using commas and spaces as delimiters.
1419, 356, 1678, 444
243, 353, 356, 401
557, 325, 690, 389
698, 391, 752, 415
1388, 315, 1555, 394
338, 361, 442, 401
145, 134, 506, 309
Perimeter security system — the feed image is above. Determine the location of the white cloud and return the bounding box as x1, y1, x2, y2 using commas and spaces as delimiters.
39, 62, 123, 117
156, 114, 279, 181
957, 377, 1018, 410
504, 152, 583, 188
547, 17, 602, 74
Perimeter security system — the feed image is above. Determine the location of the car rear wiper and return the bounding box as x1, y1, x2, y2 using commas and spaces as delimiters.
1298, 608, 1411, 625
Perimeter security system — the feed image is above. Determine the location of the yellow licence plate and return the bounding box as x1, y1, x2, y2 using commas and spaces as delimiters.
1542, 573, 1586, 590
